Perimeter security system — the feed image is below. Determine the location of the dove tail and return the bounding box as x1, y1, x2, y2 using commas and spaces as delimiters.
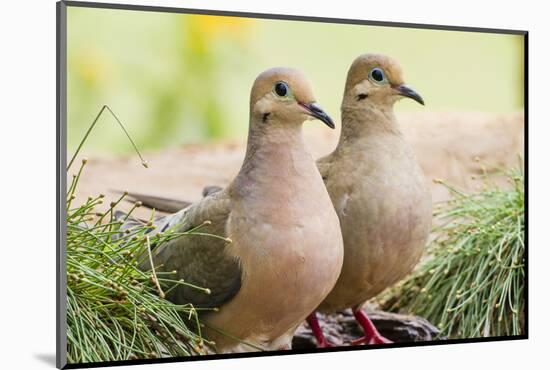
114, 186, 223, 213
118, 192, 192, 213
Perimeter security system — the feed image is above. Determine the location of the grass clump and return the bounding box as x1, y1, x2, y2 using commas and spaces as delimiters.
66, 159, 215, 364
381, 169, 525, 339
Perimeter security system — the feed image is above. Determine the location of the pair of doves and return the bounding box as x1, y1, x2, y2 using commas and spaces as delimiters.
119, 54, 431, 352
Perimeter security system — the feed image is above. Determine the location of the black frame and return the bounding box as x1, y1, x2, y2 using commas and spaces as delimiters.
56, 1, 529, 368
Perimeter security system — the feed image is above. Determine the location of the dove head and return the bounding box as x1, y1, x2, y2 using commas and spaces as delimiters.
343, 53, 424, 109
249, 67, 334, 129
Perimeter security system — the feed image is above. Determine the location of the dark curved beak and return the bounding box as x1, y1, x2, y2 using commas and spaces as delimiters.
299, 102, 335, 129
395, 85, 425, 105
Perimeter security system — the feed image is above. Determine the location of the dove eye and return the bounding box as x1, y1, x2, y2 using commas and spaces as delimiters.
274, 81, 290, 97
369, 68, 387, 84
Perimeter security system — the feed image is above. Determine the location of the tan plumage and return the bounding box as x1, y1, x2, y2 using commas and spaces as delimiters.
310, 54, 432, 344
121, 68, 344, 353
123, 56, 431, 346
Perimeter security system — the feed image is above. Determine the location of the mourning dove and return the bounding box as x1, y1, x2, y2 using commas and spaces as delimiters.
125, 55, 431, 347
306, 53, 432, 346
119, 68, 344, 353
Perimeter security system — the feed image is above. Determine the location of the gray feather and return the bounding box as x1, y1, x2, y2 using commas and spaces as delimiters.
120, 190, 241, 309
124, 192, 191, 213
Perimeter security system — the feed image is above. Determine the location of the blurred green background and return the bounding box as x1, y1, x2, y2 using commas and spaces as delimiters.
67, 7, 524, 155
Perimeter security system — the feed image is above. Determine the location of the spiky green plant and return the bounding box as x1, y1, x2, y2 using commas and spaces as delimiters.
381, 169, 525, 339
66, 159, 220, 363
65, 107, 222, 363
67, 160, 222, 363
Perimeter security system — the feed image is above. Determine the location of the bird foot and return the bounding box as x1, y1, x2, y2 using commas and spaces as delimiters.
350, 333, 392, 346
306, 312, 335, 349
350, 307, 393, 345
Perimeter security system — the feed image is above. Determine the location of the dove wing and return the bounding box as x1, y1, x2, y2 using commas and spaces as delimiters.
142, 190, 242, 309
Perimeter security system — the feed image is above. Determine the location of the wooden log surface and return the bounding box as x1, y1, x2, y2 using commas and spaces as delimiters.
292, 308, 444, 349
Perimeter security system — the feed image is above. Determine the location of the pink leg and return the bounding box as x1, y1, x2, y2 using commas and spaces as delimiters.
306, 312, 333, 348
351, 307, 392, 345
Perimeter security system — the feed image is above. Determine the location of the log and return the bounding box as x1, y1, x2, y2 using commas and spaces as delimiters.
292, 309, 444, 349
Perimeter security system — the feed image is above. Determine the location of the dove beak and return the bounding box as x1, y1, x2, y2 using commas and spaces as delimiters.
299, 102, 335, 129
395, 84, 425, 105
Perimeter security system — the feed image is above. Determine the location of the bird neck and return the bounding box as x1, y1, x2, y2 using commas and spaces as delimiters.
338, 104, 402, 147
239, 119, 308, 177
